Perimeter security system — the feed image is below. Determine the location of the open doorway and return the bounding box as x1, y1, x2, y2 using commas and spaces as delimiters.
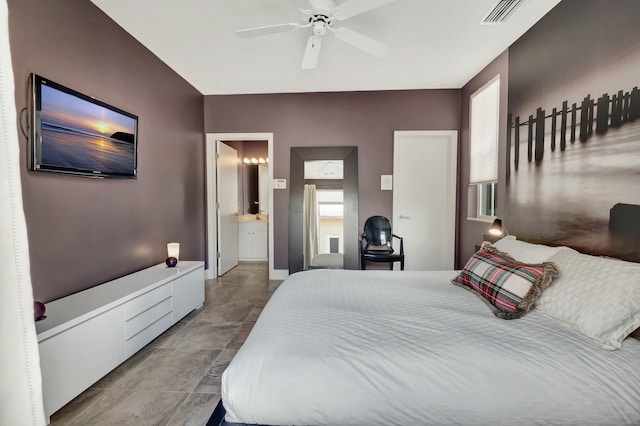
205, 133, 274, 279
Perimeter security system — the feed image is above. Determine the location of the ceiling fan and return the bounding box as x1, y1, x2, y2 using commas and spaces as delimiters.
236, 0, 395, 70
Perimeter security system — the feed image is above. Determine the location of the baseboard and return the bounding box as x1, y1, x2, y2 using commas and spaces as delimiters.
205, 268, 215, 280
270, 269, 289, 280
209, 267, 288, 281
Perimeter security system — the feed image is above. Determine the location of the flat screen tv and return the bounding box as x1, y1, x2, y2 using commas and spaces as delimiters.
29, 74, 138, 178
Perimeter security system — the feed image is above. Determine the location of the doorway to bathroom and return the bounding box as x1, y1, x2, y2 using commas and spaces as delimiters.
205, 133, 274, 279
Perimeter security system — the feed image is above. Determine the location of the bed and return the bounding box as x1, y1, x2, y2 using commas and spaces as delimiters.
219, 237, 640, 425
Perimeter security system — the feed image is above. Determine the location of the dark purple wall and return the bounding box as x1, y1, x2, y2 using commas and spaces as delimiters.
242, 141, 268, 159
9, 0, 205, 302
458, 51, 509, 268
204, 90, 461, 269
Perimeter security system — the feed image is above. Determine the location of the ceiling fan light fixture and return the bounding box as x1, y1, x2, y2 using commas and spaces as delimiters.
312, 20, 328, 36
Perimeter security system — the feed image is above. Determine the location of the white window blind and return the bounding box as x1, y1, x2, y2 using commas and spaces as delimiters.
470, 76, 500, 184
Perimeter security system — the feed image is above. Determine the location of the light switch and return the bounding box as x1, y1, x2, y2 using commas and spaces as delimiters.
381, 175, 393, 191
273, 178, 287, 189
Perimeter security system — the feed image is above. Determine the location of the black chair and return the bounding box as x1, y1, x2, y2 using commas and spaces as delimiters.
359, 216, 404, 270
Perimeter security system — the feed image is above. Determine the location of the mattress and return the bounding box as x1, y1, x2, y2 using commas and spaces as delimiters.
221, 269, 640, 426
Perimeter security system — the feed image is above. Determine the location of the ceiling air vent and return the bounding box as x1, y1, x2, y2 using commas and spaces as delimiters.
481, 0, 526, 24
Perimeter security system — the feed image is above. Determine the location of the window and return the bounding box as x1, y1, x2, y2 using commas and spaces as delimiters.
316, 190, 344, 218
318, 203, 344, 218
477, 181, 497, 218
469, 75, 500, 219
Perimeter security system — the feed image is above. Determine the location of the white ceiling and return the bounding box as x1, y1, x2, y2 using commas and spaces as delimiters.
89, 0, 561, 95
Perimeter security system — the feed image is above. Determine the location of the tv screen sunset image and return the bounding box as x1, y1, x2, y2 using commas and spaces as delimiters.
39, 83, 136, 175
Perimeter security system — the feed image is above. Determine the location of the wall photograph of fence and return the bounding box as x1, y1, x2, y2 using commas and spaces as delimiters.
504, 0, 640, 263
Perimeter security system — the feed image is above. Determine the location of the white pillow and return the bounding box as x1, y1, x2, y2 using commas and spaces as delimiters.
535, 248, 640, 350
492, 235, 563, 264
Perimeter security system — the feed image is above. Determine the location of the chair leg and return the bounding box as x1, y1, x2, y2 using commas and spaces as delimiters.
361, 256, 366, 270
400, 259, 404, 271
388, 262, 393, 270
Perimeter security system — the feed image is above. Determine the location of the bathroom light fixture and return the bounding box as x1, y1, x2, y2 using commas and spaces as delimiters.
243, 157, 268, 164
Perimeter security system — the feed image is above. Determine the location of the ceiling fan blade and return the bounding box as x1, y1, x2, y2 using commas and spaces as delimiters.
301, 35, 322, 70
333, 28, 388, 57
333, 0, 396, 20
236, 23, 300, 38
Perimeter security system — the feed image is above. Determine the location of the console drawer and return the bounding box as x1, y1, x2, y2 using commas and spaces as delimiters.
124, 282, 171, 320
125, 312, 173, 357
125, 297, 172, 339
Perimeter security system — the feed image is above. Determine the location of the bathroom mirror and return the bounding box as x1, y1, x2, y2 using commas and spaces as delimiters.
289, 146, 358, 274
244, 164, 259, 214
243, 163, 269, 215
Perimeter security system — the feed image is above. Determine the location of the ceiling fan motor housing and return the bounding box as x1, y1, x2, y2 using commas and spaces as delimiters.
310, 16, 330, 36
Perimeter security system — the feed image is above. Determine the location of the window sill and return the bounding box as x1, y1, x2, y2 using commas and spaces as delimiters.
466, 217, 495, 224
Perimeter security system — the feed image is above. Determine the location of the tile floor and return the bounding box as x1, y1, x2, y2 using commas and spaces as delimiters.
49, 262, 280, 426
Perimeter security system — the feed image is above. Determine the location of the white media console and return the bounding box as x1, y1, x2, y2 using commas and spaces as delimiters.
35, 261, 205, 422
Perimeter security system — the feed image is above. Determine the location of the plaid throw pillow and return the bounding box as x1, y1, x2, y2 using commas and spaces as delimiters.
452, 242, 559, 319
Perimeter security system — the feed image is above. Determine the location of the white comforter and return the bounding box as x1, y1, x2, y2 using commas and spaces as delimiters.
222, 270, 640, 426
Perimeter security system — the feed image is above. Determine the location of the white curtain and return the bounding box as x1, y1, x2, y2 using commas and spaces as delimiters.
0, 0, 46, 423
303, 184, 319, 269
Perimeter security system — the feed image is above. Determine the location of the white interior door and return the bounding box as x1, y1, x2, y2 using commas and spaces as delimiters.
393, 131, 457, 270
217, 141, 239, 275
